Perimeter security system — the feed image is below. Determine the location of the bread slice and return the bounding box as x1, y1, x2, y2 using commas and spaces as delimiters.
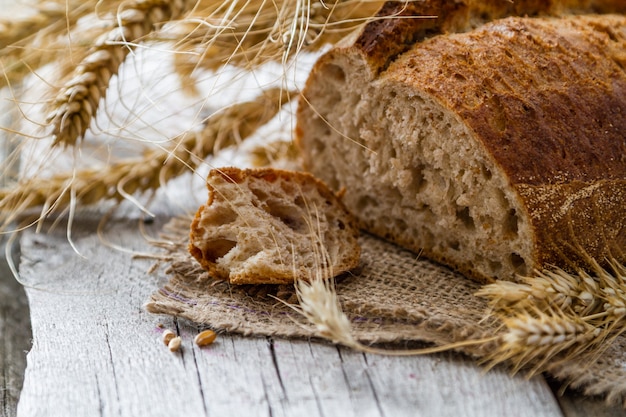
296, 12, 626, 283
188, 167, 360, 285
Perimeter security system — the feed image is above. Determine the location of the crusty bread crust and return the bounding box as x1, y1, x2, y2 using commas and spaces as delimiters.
189, 167, 361, 285
387, 14, 626, 269
296, 8, 626, 282
348, 0, 626, 75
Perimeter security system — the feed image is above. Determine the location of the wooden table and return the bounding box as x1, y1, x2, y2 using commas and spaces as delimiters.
1, 207, 625, 417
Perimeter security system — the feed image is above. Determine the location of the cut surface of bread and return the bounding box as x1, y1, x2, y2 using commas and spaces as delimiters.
189, 167, 361, 285
296, 13, 626, 283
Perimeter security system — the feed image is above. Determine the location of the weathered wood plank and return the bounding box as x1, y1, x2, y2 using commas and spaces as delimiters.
361, 349, 562, 417
14, 214, 573, 417
15, 217, 204, 417
0, 238, 31, 417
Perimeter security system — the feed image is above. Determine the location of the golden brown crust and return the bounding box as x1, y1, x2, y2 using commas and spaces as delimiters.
517, 181, 626, 268
346, 0, 626, 74
384, 14, 626, 271
353, 0, 468, 73
389, 15, 626, 186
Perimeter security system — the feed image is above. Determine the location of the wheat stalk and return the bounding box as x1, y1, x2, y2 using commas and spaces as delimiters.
0, 88, 291, 229
477, 269, 581, 313
45, 0, 196, 147
169, 0, 384, 83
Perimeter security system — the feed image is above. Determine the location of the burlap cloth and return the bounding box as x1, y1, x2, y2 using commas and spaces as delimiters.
146, 216, 626, 405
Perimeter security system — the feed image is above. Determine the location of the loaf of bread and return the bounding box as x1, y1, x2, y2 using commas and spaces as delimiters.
296, 10, 626, 283
188, 167, 360, 284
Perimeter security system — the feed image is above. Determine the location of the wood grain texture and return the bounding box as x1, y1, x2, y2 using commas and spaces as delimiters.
11, 211, 626, 417
0, 238, 31, 417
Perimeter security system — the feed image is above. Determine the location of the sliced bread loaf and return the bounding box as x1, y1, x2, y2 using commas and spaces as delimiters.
296, 12, 626, 282
189, 167, 361, 284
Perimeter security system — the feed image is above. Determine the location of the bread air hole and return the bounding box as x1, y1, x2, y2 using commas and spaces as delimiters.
248, 183, 269, 204
204, 206, 238, 225
263, 200, 308, 233
455, 206, 475, 230
325, 64, 346, 82
203, 239, 237, 262
411, 165, 427, 192
509, 252, 526, 272
503, 208, 519, 236
356, 195, 379, 211
294, 195, 307, 208
480, 164, 492, 180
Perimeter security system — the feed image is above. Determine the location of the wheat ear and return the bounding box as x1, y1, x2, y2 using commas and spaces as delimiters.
478, 258, 626, 376
0, 88, 291, 228
0, 2, 72, 49
487, 308, 601, 375
478, 260, 626, 321
46, 0, 195, 147
0, 1, 111, 92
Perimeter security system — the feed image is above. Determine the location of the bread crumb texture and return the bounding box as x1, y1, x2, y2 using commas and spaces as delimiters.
297, 13, 626, 282
189, 167, 361, 285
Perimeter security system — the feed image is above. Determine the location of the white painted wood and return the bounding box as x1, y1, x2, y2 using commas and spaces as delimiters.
12, 210, 624, 417
362, 350, 560, 417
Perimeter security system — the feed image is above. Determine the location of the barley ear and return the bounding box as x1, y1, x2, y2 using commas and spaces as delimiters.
46, 0, 194, 147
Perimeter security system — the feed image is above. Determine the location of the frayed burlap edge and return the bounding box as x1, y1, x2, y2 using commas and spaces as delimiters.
145, 216, 626, 406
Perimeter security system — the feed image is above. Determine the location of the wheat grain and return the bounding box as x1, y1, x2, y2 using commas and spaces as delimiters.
194, 329, 216, 346
162, 329, 176, 345
249, 140, 299, 168
46, 0, 196, 147
0, 0, 107, 50
476, 269, 580, 313
168, 335, 182, 352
